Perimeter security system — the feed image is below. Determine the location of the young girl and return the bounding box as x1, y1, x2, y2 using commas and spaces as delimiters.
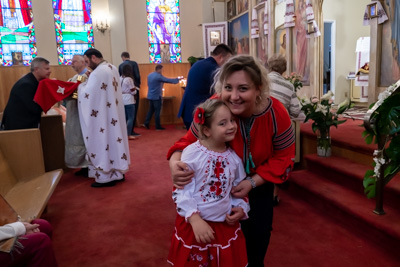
120, 64, 138, 140
168, 99, 249, 267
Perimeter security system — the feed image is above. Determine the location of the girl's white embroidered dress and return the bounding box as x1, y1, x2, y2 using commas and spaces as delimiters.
168, 141, 249, 267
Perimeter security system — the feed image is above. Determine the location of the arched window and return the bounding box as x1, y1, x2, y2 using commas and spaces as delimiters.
52, 0, 94, 65
0, 0, 37, 66
147, 0, 181, 63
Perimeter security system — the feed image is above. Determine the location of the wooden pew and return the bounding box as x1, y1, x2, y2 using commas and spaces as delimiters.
0, 128, 62, 222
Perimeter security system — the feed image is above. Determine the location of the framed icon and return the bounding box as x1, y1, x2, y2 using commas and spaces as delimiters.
367, 2, 378, 19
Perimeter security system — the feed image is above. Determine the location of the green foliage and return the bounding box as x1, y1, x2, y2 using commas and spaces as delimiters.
284, 72, 303, 91
363, 169, 376, 199
363, 82, 400, 199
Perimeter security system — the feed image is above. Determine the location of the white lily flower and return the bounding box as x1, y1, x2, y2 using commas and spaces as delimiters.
321, 91, 334, 101
316, 104, 328, 115
300, 97, 310, 105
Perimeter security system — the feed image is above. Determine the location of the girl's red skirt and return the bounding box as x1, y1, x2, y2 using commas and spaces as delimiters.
168, 214, 248, 267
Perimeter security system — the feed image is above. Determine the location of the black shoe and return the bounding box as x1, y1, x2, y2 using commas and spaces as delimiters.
156, 127, 166, 131
142, 124, 150, 129
74, 167, 88, 177
117, 175, 125, 182
131, 132, 141, 137
91, 181, 117, 188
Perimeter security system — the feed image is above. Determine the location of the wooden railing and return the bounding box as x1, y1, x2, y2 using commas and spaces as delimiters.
0, 63, 191, 125
363, 80, 400, 214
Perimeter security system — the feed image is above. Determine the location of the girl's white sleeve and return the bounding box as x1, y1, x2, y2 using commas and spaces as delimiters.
172, 145, 199, 221
0, 222, 26, 241
126, 78, 137, 95
230, 154, 250, 219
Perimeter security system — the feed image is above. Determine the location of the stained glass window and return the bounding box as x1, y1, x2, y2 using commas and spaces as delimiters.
52, 0, 94, 65
147, 0, 181, 63
0, 0, 37, 66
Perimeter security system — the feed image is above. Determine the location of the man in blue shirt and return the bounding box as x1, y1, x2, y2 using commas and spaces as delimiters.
178, 44, 233, 130
144, 64, 180, 130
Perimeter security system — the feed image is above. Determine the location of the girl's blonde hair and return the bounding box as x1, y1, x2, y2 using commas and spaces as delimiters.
212, 55, 270, 104
193, 98, 229, 139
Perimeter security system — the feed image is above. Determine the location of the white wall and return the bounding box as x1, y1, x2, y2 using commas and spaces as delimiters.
323, 0, 370, 103
31, 0, 58, 64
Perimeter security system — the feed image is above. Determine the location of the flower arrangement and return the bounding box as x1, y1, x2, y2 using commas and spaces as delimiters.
362, 80, 400, 199
300, 91, 353, 156
284, 72, 303, 91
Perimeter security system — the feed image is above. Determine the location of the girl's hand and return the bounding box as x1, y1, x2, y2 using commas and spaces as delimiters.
188, 214, 215, 243
231, 180, 252, 198
23, 222, 40, 235
169, 152, 194, 189
225, 207, 245, 225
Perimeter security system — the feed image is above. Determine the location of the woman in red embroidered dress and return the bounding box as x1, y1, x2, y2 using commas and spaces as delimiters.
168, 55, 295, 267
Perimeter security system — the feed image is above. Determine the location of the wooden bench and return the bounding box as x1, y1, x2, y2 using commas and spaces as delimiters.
0, 128, 62, 222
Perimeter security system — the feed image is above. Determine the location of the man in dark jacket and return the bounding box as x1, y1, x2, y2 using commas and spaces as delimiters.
1, 57, 51, 130
178, 44, 233, 130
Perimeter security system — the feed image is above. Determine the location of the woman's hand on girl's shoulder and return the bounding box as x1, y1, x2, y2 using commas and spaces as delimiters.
169, 152, 194, 188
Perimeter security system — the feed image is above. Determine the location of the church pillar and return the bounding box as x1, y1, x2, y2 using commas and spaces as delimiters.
313, 0, 324, 98
108, 0, 127, 65
368, 16, 381, 105
268, 0, 275, 60
92, 0, 112, 63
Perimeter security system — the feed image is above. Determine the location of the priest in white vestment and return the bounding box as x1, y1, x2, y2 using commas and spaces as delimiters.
78, 48, 130, 187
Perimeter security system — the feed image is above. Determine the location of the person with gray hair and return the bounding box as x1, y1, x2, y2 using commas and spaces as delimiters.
65, 54, 89, 177
267, 54, 301, 119
1, 57, 51, 130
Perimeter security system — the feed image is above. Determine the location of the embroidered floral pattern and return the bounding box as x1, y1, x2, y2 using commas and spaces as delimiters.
200, 156, 229, 202
188, 252, 215, 266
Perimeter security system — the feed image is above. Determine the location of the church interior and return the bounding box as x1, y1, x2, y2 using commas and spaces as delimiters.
1, 0, 400, 266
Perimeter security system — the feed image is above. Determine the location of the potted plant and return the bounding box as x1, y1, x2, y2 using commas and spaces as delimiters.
300, 91, 353, 157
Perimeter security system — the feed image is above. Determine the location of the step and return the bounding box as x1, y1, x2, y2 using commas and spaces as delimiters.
304, 154, 400, 208
300, 120, 375, 166
289, 170, 400, 253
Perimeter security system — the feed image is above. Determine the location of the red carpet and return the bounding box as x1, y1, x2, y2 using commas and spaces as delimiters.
41, 124, 400, 266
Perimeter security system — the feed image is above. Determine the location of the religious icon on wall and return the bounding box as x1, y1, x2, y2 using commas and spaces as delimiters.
367, 3, 378, 18
255, 4, 268, 65
379, 0, 400, 86
229, 13, 249, 55
275, 24, 286, 58
210, 31, 221, 46
227, 0, 236, 20
292, 0, 310, 85
161, 44, 170, 63
203, 22, 228, 57
237, 0, 248, 14
12, 52, 23, 66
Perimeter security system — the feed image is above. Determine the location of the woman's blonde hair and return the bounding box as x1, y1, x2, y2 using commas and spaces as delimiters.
212, 55, 270, 103
194, 98, 229, 139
